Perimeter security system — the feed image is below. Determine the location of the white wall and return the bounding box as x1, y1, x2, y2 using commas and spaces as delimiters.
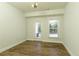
64, 3, 79, 55
25, 15, 64, 43
0, 3, 26, 52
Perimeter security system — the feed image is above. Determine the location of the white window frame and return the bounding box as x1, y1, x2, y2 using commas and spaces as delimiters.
35, 22, 41, 38
48, 20, 59, 38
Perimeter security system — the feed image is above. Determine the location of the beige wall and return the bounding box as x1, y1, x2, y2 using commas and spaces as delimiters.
25, 15, 64, 43
0, 3, 26, 52
64, 2, 79, 55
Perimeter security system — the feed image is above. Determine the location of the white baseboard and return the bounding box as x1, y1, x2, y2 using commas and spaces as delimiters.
0, 39, 27, 53
41, 40, 63, 43
26, 39, 63, 43
62, 42, 74, 56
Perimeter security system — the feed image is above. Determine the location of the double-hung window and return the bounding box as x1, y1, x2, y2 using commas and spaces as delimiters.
48, 20, 59, 38
35, 22, 41, 38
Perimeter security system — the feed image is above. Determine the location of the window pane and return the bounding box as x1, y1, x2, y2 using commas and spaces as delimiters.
49, 20, 58, 37
35, 22, 41, 38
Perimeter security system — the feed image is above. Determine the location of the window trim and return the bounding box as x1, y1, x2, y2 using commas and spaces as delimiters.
48, 20, 59, 38
35, 22, 41, 39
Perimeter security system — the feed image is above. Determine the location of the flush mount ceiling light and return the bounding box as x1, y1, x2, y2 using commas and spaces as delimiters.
32, 2, 38, 8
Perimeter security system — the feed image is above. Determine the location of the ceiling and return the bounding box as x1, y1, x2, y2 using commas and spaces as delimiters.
9, 2, 67, 12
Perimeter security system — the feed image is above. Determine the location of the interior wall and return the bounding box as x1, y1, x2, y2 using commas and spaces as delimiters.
64, 2, 79, 55
25, 15, 64, 43
0, 3, 26, 52
24, 9, 64, 17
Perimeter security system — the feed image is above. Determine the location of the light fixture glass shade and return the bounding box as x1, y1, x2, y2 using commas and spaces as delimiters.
32, 2, 38, 8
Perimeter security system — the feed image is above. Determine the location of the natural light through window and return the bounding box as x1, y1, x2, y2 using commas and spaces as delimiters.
35, 22, 41, 38
49, 20, 58, 38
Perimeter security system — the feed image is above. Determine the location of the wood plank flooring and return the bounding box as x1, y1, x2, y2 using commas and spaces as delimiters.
0, 40, 70, 56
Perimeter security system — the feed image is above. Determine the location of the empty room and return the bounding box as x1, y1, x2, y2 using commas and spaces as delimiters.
0, 2, 79, 56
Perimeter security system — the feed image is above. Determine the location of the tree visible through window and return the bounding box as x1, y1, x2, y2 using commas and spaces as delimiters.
49, 20, 58, 37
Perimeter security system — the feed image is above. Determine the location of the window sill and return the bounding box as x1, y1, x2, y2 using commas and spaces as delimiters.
49, 34, 58, 38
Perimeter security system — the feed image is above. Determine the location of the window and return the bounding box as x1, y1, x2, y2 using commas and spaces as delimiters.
49, 20, 58, 37
35, 22, 41, 38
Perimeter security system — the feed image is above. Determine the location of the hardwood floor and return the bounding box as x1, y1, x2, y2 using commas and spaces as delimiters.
0, 40, 70, 56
